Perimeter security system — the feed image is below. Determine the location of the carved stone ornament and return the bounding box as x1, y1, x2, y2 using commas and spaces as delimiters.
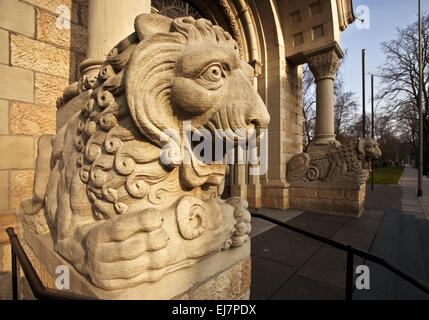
218, 0, 244, 59
306, 49, 342, 81
287, 138, 381, 188
152, 0, 203, 19
20, 14, 270, 291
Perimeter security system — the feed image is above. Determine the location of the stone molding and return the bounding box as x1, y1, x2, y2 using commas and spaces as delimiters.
305, 48, 342, 81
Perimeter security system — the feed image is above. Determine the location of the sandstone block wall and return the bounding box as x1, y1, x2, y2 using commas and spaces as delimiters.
0, 0, 88, 215
289, 186, 366, 217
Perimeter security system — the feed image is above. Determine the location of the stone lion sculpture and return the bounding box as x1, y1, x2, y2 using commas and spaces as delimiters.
287, 137, 381, 186
19, 14, 270, 291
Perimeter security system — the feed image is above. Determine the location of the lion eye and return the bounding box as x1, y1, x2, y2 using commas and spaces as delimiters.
200, 64, 224, 82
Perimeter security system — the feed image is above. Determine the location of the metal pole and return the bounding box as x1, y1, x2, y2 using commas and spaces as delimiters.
362, 49, 366, 138
418, 0, 423, 197
371, 74, 375, 191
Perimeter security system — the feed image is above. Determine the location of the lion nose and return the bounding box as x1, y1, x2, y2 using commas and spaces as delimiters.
246, 99, 270, 129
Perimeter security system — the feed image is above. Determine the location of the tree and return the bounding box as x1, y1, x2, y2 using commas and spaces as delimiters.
302, 64, 316, 150
377, 13, 429, 172
333, 80, 359, 141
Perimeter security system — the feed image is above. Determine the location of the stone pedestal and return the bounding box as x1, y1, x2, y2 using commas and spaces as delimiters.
286, 138, 380, 216
231, 164, 247, 199
289, 185, 366, 217
18, 220, 251, 300
247, 184, 262, 209
262, 185, 289, 210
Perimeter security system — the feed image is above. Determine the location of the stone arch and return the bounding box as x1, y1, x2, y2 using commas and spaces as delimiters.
151, 1, 263, 72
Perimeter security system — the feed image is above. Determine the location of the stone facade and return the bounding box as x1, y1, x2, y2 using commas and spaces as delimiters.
0, 0, 88, 216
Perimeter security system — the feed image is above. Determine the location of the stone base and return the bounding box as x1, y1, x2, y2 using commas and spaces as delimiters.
262, 187, 289, 210
247, 184, 262, 209
19, 221, 251, 300
231, 184, 247, 199
289, 185, 366, 217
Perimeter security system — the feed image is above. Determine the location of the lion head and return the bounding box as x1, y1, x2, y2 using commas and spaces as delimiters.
126, 14, 269, 147
357, 137, 382, 161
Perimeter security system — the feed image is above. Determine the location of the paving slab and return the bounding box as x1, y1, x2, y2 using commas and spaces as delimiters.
416, 221, 429, 282
250, 208, 303, 238
281, 213, 345, 238
250, 257, 297, 300
331, 228, 375, 252
395, 214, 427, 283
250, 218, 274, 238
402, 205, 424, 213
255, 208, 303, 222
340, 216, 381, 236
365, 185, 402, 210
251, 227, 322, 268
296, 246, 347, 289
362, 210, 384, 222
353, 287, 392, 300
295, 211, 352, 225
270, 275, 344, 300
401, 199, 421, 206
369, 209, 400, 261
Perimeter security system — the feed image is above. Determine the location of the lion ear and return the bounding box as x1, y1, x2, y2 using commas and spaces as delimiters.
134, 14, 173, 41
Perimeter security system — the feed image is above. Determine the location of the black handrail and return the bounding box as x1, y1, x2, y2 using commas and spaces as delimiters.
250, 212, 429, 300
6, 227, 94, 300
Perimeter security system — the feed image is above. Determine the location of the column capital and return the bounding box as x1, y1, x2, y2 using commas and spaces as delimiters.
305, 44, 343, 81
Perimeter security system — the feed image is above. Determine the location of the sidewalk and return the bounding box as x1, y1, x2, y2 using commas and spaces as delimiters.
399, 165, 429, 220
250, 166, 429, 299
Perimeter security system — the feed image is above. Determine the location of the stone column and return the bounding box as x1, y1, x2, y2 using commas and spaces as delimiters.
80, 0, 151, 77
305, 46, 343, 146
231, 60, 263, 207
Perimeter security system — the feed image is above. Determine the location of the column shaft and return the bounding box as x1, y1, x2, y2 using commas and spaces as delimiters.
305, 47, 342, 145
315, 77, 335, 142
81, 0, 151, 76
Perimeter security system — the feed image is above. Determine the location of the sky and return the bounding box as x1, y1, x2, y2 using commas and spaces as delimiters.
339, 0, 429, 113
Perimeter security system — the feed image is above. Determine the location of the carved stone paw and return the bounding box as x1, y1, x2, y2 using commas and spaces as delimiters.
83, 208, 170, 290
19, 198, 48, 235
225, 197, 251, 248
23, 212, 49, 235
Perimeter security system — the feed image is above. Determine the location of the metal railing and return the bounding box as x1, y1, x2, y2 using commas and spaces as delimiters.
250, 212, 429, 300
5, 211, 429, 300
6, 227, 94, 300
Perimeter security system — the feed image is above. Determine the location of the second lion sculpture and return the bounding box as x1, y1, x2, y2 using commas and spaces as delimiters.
20, 14, 270, 291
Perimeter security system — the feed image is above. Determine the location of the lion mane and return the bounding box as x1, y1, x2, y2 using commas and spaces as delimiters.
68, 15, 241, 221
